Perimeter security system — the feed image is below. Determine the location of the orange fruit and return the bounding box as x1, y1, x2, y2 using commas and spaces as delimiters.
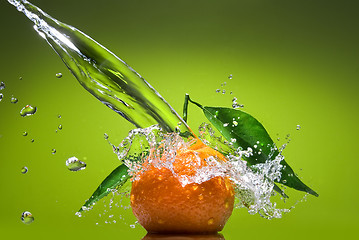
131, 139, 235, 233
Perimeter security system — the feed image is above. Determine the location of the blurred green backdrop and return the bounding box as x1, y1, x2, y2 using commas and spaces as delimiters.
0, 0, 358, 239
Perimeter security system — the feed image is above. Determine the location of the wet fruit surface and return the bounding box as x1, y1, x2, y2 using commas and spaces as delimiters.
131, 140, 235, 233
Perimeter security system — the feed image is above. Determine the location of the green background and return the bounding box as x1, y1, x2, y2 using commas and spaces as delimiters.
0, 0, 358, 239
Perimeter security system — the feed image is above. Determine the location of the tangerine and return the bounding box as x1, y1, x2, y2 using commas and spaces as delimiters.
131, 139, 235, 233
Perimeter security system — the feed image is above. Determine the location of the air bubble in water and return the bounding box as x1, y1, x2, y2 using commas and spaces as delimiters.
0, 81, 5, 90
21, 211, 34, 224
21, 166, 28, 174
10, 96, 18, 104
20, 105, 37, 117
55, 73, 62, 78
296, 125, 301, 130
66, 157, 86, 171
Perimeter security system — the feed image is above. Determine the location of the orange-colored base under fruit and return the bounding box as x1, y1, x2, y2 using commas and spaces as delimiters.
131, 140, 235, 233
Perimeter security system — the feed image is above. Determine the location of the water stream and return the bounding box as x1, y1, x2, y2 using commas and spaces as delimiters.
7, 0, 193, 136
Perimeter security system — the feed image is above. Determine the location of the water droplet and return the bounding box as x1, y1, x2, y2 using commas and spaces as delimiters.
215, 89, 220, 93
55, 73, 62, 78
232, 120, 238, 127
0, 81, 5, 90
20, 105, 37, 117
22, 131, 28, 136
58, 124, 62, 130
207, 217, 214, 225
66, 157, 86, 171
230, 91, 233, 95
21, 211, 34, 224
57, 114, 62, 118
222, 89, 226, 94
130, 224, 135, 228
254, 145, 258, 149
19, 77, 23, 80
0, 93, 3, 102
232, 97, 244, 109
21, 166, 28, 174
104, 133, 109, 140
10, 96, 18, 104
228, 74, 233, 79
223, 123, 229, 127
296, 125, 301, 130
283, 180, 287, 183
31, 139, 35, 143
52, 149, 56, 154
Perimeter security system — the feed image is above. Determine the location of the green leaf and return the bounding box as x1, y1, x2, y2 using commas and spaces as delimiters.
189, 98, 318, 197
78, 164, 130, 212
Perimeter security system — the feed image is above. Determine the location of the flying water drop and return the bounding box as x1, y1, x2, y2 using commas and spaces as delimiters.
20, 105, 37, 117
104, 133, 109, 140
66, 157, 87, 171
10, 96, 18, 104
21, 166, 28, 174
21, 211, 34, 224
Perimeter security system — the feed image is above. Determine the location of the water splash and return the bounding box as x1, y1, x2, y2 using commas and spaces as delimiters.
7, 0, 193, 137
119, 124, 290, 219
